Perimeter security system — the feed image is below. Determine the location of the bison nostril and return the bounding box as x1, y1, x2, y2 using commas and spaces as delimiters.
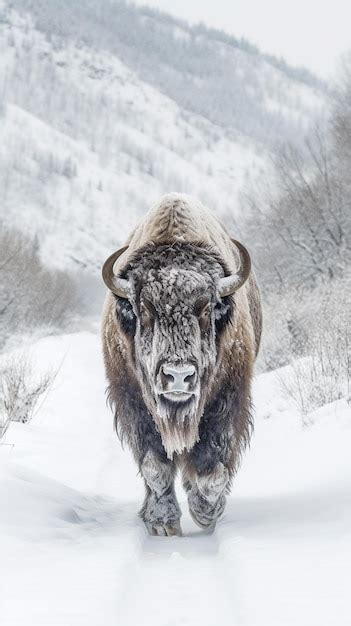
184, 372, 195, 384
160, 364, 196, 391
160, 370, 175, 386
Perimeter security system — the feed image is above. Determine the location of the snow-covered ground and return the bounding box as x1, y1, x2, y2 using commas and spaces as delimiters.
1, 332, 350, 626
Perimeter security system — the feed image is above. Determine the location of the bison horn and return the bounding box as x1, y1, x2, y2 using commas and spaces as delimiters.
218, 239, 251, 297
102, 246, 132, 299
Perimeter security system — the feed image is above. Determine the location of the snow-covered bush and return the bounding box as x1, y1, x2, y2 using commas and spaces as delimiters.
276, 276, 351, 419
257, 288, 309, 372
279, 352, 345, 424
0, 223, 79, 349
0, 352, 54, 426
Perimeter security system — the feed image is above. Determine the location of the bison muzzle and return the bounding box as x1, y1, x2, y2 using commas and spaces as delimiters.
101, 193, 262, 536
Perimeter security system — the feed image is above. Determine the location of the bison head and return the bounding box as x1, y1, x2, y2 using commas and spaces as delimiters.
102, 241, 250, 458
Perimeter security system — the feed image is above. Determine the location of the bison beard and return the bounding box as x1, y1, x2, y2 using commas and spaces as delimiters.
155, 395, 200, 458
139, 360, 209, 459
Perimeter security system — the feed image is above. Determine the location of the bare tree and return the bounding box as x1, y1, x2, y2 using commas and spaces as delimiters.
245, 126, 351, 294
243, 59, 351, 392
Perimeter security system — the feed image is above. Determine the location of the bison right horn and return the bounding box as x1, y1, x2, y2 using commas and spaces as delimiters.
102, 246, 132, 299
218, 239, 251, 297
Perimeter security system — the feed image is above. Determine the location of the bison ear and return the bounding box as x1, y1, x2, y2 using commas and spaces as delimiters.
102, 246, 133, 299
218, 239, 251, 297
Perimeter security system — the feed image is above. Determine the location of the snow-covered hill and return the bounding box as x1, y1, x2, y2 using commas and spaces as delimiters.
0, 0, 326, 273
1, 332, 350, 625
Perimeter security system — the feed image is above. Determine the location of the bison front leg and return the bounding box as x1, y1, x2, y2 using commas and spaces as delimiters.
139, 450, 182, 537
185, 462, 230, 530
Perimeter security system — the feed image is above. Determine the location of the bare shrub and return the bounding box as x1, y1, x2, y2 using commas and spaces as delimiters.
0, 222, 79, 348
0, 398, 10, 438
279, 351, 344, 425
0, 353, 55, 426
257, 287, 311, 372
277, 276, 351, 420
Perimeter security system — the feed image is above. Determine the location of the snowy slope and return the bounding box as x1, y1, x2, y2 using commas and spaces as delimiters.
0, 1, 326, 273
1, 332, 350, 626
0, 8, 263, 271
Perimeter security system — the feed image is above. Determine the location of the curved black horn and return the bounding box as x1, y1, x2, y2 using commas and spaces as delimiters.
102, 246, 131, 298
218, 239, 251, 297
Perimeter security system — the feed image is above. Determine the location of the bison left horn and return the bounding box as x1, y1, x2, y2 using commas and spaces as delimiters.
218, 239, 251, 297
102, 246, 132, 299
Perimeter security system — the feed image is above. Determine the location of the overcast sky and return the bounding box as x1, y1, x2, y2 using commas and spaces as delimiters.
131, 0, 351, 79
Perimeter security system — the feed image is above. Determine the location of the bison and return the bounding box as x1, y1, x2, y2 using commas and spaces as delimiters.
101, 193, 262, 536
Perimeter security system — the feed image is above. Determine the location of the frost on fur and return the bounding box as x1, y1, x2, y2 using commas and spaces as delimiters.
102, 195, 261, 536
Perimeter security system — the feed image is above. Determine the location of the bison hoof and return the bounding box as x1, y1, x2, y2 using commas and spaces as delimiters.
146, 520, 182, 537
140, 489, 182, 537
189, 507, 217, 531
188, 489, 226, 530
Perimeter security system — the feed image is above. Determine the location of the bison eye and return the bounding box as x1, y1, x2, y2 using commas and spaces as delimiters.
214, 298, 232, 334
141, 298, 156, 329
115, 297, 136, 336
194, 297, 211, 332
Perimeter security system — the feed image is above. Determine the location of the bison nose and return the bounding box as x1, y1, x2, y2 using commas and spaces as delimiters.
160, 364, 196, 393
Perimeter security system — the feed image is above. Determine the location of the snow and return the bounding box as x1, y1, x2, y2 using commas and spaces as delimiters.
1, 331, 350, 626
0, 3, 325, 274
0, 7, 265, 273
